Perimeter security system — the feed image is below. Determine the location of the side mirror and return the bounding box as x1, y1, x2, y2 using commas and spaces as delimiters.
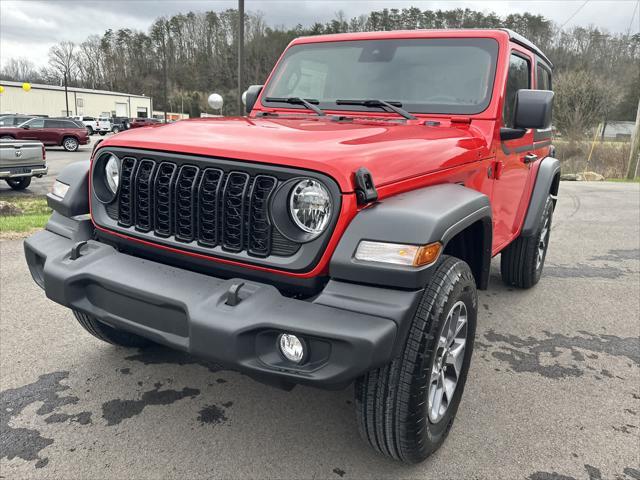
513, 89, 554, 130
244, 85, 263, 114
21, 124, 30, 130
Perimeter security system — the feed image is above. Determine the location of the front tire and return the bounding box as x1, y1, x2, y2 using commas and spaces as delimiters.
62, 136, 79, 152
112, 126, 120, 134
73, 311, 152, 348
355, 256, 477, 463
500, 196, 554, 289
86, 126, 94, 135
6, 177, 31, 190
99, 131, 107, 136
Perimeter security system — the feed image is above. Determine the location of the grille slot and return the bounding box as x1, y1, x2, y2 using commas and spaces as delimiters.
134, 159, 156, 232
154, 162, 177, 237
117, 157, 137, 227
248, 175, 277, 257
222, 172, 250, 252
174, 165, 199, 242
197, 168, 224, 247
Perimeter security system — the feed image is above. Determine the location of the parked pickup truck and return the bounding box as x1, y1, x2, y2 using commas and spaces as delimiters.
71, 116, 111, 135
25, 29, 559, 463
0, 139, 46, 190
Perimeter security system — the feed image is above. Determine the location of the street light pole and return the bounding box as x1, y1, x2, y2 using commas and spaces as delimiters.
237, 0, 244, 116
64, 71, 69, 116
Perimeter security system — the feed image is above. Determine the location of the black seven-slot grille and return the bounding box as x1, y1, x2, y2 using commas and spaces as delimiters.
111, 157, 296, 258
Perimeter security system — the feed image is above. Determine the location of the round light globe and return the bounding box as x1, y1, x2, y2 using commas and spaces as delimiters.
208, 93, 223, 110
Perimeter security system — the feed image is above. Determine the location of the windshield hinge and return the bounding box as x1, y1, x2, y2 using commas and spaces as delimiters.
354, 167, 378, 205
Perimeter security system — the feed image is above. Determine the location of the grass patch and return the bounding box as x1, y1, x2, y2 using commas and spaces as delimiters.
0, 195, 51, 234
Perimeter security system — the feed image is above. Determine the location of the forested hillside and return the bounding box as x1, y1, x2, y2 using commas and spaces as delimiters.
2, 7, 639, 136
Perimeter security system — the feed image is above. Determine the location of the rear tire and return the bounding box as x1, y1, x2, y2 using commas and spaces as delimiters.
355, 256, 477, 464
86, 126, 94, 135
73, 311, 152, 348
112, 126, 120, 134
62, 136, 79, 152
6, 177, 31, 190
99, 131, 107, 136
500, 196, 554, 289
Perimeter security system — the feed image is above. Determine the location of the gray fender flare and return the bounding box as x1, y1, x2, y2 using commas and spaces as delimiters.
330, 183, 492, 290
521, 156, 560, 236
46, 160, 90, 218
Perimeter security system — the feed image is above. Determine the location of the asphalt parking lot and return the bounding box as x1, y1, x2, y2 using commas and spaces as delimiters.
1, 180, 639, 479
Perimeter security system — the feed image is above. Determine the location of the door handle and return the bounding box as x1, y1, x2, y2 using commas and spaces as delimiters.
522, 153, 538, 164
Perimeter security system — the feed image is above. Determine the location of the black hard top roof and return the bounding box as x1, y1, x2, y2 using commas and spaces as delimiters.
501, 28, 554, 68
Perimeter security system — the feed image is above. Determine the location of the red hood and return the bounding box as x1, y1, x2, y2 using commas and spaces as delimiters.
100, 116, 492, 192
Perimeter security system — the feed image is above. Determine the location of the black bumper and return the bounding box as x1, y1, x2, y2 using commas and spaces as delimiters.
24, 219, 423, 389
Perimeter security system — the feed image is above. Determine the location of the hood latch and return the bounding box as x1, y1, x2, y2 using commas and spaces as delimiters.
354, 167, 378, 205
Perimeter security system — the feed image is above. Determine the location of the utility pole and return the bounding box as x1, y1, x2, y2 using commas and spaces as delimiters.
64, 71, 69, 116
237, 0, 244, 116
627, 96, 640, 180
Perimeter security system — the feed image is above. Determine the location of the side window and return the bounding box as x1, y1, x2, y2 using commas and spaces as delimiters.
27, 118, 45, 129
536, 64, 552, 91
46, 120, 68, 128
503, 53, 531, 128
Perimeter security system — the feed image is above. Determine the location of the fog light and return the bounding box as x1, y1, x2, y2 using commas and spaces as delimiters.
278, 333, 306, 364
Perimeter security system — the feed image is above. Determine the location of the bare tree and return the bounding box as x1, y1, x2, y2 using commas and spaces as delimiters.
0, 57, 39, 82
48, 41, 78, 115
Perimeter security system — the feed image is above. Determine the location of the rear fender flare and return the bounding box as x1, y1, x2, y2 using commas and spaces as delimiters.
521, 156, 560, 236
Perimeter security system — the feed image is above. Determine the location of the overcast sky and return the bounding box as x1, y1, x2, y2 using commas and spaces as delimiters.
1, 0, 638, 69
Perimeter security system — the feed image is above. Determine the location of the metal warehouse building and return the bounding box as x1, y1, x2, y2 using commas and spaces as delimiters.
0, 81, 153, 118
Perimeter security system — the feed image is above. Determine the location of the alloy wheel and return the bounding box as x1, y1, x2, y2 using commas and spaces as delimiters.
428, 300, 468, 423
64, 138, 78, 151
537, 215, 550, 270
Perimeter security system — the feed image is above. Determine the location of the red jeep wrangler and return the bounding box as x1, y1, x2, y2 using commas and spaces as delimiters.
25, 29, 559, 463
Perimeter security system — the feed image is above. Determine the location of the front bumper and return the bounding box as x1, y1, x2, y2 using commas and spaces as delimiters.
24, 220, 423, 388
0, 165, 48, 178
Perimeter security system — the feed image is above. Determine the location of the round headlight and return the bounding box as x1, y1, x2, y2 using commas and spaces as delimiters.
104, 154, 119, 194
289, 179, 332, 236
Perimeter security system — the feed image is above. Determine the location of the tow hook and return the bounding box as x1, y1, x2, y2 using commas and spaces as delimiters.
70, 241, 88, 260
225, 282, 245, 306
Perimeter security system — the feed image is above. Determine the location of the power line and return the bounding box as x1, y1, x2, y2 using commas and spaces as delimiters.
627, 0, 639, 35
560, 0, 590, 29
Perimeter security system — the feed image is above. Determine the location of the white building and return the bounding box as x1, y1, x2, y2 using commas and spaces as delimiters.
0, 81, 153, 118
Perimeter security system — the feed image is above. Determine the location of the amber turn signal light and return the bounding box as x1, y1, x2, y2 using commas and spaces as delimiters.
413, 242, 442, 266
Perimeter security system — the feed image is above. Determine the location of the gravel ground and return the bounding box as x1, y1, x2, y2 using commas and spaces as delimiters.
0, 181, 639, 480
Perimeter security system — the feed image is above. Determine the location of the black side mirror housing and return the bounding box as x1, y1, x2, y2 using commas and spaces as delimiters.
245, 85, 264, 114
513, 89, 554, 130
22, 125, 30, 130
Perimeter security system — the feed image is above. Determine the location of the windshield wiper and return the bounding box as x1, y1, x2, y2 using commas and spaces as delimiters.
335, 99, 416, 120
264, 97, 325, 116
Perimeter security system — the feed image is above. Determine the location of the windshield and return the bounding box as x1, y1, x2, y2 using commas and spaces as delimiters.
263, 38, 499, 115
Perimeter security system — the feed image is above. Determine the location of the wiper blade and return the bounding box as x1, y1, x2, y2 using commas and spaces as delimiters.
264, 97, 325, 116
335, 99, 417, 120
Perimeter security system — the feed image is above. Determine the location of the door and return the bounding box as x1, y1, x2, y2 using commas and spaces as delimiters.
116, 102, 128, 117
19, 118, 46, 142
491, 50, 537, 251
